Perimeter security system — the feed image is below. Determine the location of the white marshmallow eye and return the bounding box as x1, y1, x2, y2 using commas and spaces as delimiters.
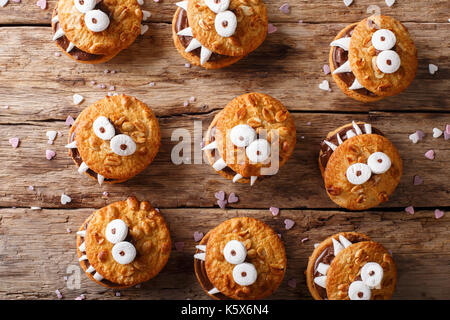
348, 281, 371, 300
85, 10, 110, 33
215, 11, 237, 38
346, 163, 372, 185
230, 124, 256, 148
110, 134, 137, 156
376, 50, 401, 74
74, 0, 96, 13
105, 219, 128, 244
372, 29, 396, 51
93, 116, 115, 140
361, 262, 384, 289
367, 152, 391, 174
246, 139, 271, 163
111, 241, 136, 265
232, 262, 257, 286
205, 0, 230, 13
223, 240, 247, 265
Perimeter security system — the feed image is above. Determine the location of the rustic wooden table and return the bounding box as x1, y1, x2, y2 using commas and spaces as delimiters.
0, 0, 448, 300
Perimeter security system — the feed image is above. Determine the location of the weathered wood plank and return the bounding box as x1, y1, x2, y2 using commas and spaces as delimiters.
0, 0, 448, 25
0, 23, 448, 121
1, 112, 448, 209
0, 208, 448, 300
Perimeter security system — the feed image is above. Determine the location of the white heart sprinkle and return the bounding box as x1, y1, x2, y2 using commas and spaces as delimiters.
0, 0, 8, 7
61, 194, 72, 205
46, 130, 57, 141
142, 10, 151, 21
141, 24, 149, 35
343, 0, 353, 7
73, 94, 84, 105
428, 64, 438, 75
319, 80, 330, 91
433, 128, 443, 138
409, 132, 419, 144
385, 0, 395, 7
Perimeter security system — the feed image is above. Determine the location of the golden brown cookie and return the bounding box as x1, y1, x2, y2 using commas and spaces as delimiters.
203, 93, 296, 186
319, 121, 402, 210
194, 217, 286, 300
349, 15, 418, 97
306, 232, 396, 300
53, 0, 143, 62
172, 6, 244, 69
76, 197, 172, 288
329, 23, 383, 103
52, 7, 119, 64
67, 94, 161, 184
187, 0, 268, 57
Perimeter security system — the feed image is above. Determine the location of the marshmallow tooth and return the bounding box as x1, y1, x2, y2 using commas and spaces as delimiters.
195, 245, 206, 252
202, 141, 217, 151
200, 46, 212, 65
323, 140, 337, 151
332, 238, 344, 256
177, 27, 193, 37
93, 272, 104, 281
175, 0, 188, 10
52, 28, 65, 41
208, 287, 220, 295
97, 174, 104, 185
330, 37, 351, 51
352, 121, 363, 135
78, 242, 86, 252
76, 230, 86, 237
51, 15, 59, 24
185, 38, 202, 52
338, 235, 352, 248
336, 133, 343, 145
250, 176, 257, 186
86, 266, 95, 273
361, 262, 384, 289
232, 174, 243, 183
317, 263, 330, 275
364, 123, 372, 134
65, 141, 77, 148
78, 162, 89, 174
333, 60, 352, 74
349, 78, 364, 90
213, 158, 227, 171
314, 276, 327, 288
194, 252, 206, 261
346, 130, 356, 139
66, 42, 75, 53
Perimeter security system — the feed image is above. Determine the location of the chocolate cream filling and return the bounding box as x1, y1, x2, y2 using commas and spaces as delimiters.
332, 25, 377, 97
313, 234, 367, 299
69, 124, 118, 183
52, 2, 112, 61
319, 124, 384, 170
175, 8, 229, 63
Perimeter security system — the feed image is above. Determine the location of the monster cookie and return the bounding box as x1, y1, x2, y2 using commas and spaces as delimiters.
76, 197, 171, 288
329, 15, 417, 102
52, 0, 145, 63
203, 93, 296, 186
194, 217, 286, 299
306, 232, 397, 300
172, 0, 268, 69
66, 94, 160, 184
319, 121, 402, 210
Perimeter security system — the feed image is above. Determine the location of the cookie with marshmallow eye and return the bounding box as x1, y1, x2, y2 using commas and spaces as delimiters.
52, 0, 144, 63
306, 232, 397, 300
67, 94, 160, 184
76, 197, 171, 288
194, 217, 286, 299
329, 15, 417, 102
319, 121, 402, 210
203, 93, 296, 186
172, 0, 268, 69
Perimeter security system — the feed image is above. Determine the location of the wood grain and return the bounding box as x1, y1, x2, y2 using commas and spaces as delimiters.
0, 23, 448, 121
0, 208, 448, 300
0, 0, 449, 25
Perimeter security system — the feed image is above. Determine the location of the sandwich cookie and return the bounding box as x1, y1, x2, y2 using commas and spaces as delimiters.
203, 92, 296, 186
306, 232, 397, 300
172, 0, 268, 69
67, 94, 160, 184
319, 121, 402, 210
194, 217, 286, 299
76, 197, 171, 288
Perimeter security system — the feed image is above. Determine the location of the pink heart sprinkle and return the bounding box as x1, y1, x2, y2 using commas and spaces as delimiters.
65, 115, 74, 126
174, 242, 185, 252
46, 149, 56, 160
416, 130, 425, 140
424, 150, 435, 160
434, 209, 444, 219
444, 131, 450, 140
217, 199, 227, 209
405, 206, 415, 215
214, 190, 225, 201
36, 0, 46, 10
323, 64, 331, 75
413, 175, 423, 185
287, 278, 296, 288
268, 23, 277, 34
193, 231, 203, 242
301, 237, 309, 243
446, 124, 450, 135
279, 3, 290, 14
284, 219, 295, 230
270, 207, 280, 216
228, 192, 239, 204
9, 137, 20, 148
